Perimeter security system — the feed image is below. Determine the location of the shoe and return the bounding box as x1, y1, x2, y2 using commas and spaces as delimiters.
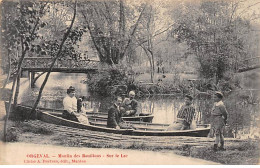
219, 142, 226, 151
218, 147, 226, 151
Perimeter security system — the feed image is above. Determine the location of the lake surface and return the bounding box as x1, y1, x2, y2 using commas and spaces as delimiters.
18, 72, 260, 138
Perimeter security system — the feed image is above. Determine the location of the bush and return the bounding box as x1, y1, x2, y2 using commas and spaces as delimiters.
87, 66, 130, 97
0, 127, 19, 142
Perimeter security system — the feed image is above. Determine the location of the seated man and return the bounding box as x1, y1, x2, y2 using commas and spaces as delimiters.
107, 96, 134, 129
166, 95, 196, 131
121, 91, 138, 117
63, 86, 79, 122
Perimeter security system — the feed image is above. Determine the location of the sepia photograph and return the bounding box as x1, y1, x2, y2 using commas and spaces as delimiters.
0, 0, 259, 165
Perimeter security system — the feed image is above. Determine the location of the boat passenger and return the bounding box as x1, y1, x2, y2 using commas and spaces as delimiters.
77, 96, 87, 112
107, 96, 124, 129
121, 91, 138, 117
210, 91, 228, 151
62, 86, 79, 122
107, 96, 135, 129
76, 96, 89, 125
166, 95, 195, 131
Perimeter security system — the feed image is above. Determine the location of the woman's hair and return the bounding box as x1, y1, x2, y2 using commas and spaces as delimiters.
215, 92, 223, 99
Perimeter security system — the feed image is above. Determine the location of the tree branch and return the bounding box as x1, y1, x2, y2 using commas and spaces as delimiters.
238, 2, 260, 17
121, 4, 147, 59
81, 10, 105, 61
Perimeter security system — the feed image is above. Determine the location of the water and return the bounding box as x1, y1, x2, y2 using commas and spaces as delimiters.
19, 72, 260, 138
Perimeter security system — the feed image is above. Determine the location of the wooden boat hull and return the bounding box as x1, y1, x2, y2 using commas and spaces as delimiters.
87, 114, 154, 122
39, 111, 210, 137
131, 129, 210, 137
38, 107, 154, 122
38, 111, 133, 135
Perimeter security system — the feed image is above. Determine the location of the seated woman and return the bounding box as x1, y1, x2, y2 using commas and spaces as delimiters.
63, 86, 79, 122
63, 87, 89, 124
166, 95, 196, 131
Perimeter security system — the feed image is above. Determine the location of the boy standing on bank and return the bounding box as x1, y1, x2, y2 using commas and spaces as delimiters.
210, 91, 228, 151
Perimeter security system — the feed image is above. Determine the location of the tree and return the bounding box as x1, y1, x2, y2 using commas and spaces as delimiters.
79, 0, 146, 65
29, 0, 78, 117
1, 1, 48, 142
170, 0, 259, 84
133, 3, 175, 83
134, 5, 156, 83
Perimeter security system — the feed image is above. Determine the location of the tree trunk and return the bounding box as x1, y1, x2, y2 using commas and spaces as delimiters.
29, 1, 77, 118
121, 4, 146, 59
11, 3, 46, 109
2, 51, 11, 89
118, 0, 125, 61
3, 77, 17, 142
3, 2, 47, 141
32, 72, 46, 85
13, 72, 21, 107
143, 47, 154, 83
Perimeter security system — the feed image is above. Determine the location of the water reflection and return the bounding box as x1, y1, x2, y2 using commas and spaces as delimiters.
19, 73, 259, 138
19, 72, 89, 107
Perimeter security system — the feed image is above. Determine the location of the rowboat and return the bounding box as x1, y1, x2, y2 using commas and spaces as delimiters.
85, 115, 210, 137
38, 110, 133, 134
38, 107, 154, 122
14, 104, 211, 137
38, 109, 210, 137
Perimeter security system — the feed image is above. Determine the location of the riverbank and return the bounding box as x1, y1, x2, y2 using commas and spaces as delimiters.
0, 120, 259, 165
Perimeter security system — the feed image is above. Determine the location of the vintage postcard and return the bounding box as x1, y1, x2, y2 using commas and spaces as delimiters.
0, 0, 259, 165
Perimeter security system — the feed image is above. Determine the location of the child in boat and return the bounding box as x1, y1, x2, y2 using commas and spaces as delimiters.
210, 91, 228, 151
121, 91, 138, 117
76, 96, 89, 125
166, 95, 196, 131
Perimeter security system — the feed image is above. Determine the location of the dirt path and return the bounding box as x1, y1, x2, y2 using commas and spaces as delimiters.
1, 120, 259, 164
0, 142, 218, 165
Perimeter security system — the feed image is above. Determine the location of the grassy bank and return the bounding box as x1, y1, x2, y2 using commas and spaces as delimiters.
0, 120, 259, 165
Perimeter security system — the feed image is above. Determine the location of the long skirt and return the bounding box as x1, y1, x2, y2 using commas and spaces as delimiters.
62, 110, 79, 122
77, 113, 89, 125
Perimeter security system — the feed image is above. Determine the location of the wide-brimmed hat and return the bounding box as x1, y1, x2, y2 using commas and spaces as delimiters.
67, 86, 75, 93
185, 94, 193, 101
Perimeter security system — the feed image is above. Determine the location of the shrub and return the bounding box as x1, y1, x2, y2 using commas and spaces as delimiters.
1, 127, 19, 142
87, 66, 130, 97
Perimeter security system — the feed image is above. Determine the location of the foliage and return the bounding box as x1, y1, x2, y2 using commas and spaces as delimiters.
79, 1, 146, 65
87, 66, 130, 97
170, 1, 258, 83
34, 26, 87, 62
26, 2, 87, 62
1, 1, 48, 73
